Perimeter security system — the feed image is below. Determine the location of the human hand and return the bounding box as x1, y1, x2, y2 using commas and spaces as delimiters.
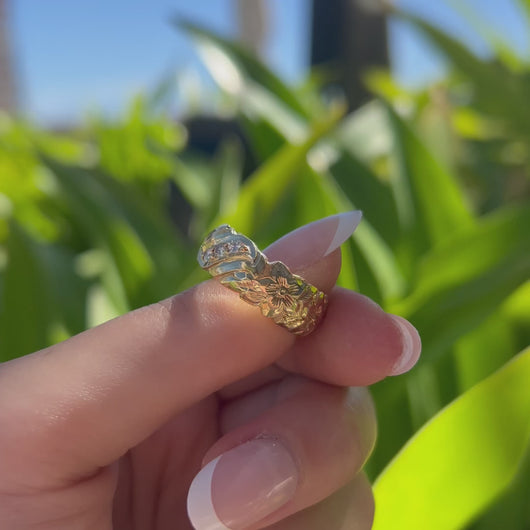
0, 212, 421, 530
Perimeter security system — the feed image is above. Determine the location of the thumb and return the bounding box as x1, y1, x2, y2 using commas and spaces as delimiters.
0, 212, 361, 482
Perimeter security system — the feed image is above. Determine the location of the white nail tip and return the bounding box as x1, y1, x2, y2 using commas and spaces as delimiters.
323, 210, 363, 256
187, 456, 230, 530
390, 316, 420, 375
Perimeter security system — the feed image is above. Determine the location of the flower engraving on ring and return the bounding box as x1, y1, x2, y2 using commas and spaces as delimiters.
197, 225, 328, 336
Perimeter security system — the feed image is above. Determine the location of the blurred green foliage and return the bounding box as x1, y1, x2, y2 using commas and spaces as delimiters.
1, 7, 530, 529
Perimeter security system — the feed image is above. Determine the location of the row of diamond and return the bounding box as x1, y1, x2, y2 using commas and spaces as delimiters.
203, 240, 251, 265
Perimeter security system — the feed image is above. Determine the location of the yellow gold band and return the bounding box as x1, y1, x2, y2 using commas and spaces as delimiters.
198, 225, 328, 336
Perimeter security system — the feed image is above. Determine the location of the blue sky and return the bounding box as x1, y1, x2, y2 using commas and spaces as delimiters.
7, 0, 529, 125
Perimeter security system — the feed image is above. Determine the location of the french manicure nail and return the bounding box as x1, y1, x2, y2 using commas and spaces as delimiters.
389, 315, 422, 375
187, 438, 298, 530
265, 210, 362, 270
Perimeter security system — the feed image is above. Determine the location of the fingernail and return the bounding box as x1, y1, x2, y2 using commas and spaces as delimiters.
187, 439, 298, 530
265, 210, 362, 270
389, 315, 422, 375
347, 387, 377, 459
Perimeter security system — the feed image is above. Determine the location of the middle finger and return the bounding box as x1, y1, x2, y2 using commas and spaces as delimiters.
218, 286, 421, 402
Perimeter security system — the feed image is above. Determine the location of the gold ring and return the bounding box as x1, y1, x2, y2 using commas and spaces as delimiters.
198, 225, 328, 336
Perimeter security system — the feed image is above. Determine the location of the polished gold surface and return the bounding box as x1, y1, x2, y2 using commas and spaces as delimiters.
198, 225, 328, 336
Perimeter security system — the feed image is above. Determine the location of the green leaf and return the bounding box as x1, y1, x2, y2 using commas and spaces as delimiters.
351, 220, 406, 303
95, 97, 185, 184
214, 139, 243, 217
44, 158, 187, 308
240, 113, 288, 161
444, 0, 526, 72
171, 155, 213, 211
0, 223, 87, 361
295, 168, 358, 291
385, 103, 474, 257
46, 160, 149, 303
367, 376, 414, 479
335, 101, 394, 163
454, 312, 517, 392
330, 150, 400, 250
400, 12, 530, 136
519, 0, 530, 24
393, 205, 530, 361
178, 20, 312, 119
373, 346, 530, 530
469, 447, 530, 530
0, 224, 49, 360
235, 83, 308, 143
328, 142, 406, 302
180, 20, 322, 150
214, 105, 345, 239
177, 140, 244, 242
502, 281, 530, 342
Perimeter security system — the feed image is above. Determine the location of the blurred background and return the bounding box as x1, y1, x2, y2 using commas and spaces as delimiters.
1, 1, 530, 529
2, 0, 529, 124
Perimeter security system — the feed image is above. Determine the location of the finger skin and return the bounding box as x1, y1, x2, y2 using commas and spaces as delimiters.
201, 378, 376, 529
0, 215, 410, 493
280, 287, 404, 386
0, 253, 405, 488
0, 467, 115, 530
0, 250, 340, 488
218, 288, 405, 401
265, 473, 374, 530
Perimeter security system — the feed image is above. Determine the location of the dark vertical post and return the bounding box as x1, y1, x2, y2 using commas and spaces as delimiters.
310, 0, 389, 110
